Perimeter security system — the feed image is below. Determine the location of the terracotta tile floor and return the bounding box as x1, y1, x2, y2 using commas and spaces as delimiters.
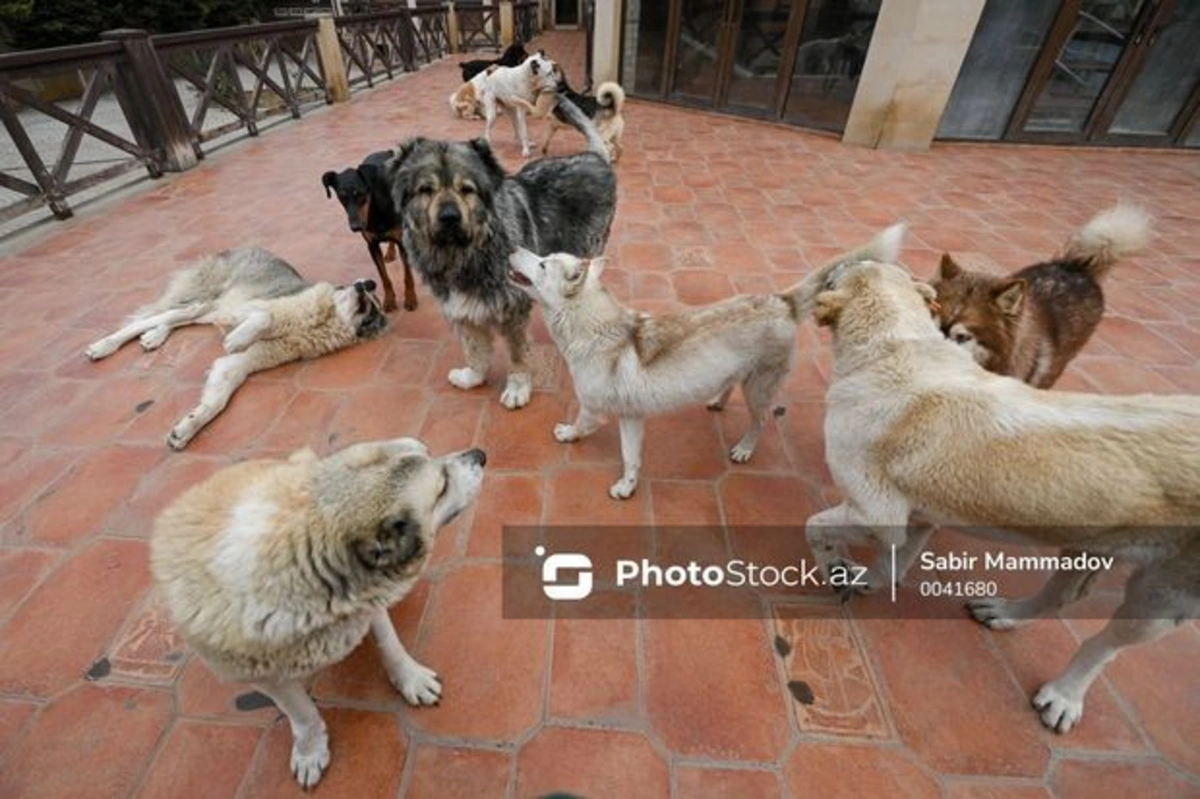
1, 30, 1199, 799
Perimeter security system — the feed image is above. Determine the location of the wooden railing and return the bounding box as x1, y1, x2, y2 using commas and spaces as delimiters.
514, 1, 540, 44
457, 3, 501, 51
0, 8, 452, 228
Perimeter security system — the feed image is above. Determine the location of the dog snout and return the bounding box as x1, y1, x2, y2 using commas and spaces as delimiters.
465, 448, 487, 467
437, 202, 462, 226
349, 218, 365, 232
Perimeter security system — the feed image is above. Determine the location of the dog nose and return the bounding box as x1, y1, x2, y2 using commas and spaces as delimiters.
466, 448, 487, 467
349, 220, 364, 232
437, 203, 462, 225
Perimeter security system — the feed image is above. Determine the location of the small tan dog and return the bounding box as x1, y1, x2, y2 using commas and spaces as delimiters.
931, 204, 1151, 387
84, 247, 387, 449
802, 248, 1200, 734
152, 439, 487, 789
507, 225, 903, 498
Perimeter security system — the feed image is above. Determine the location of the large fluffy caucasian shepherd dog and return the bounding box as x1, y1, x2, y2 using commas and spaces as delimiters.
152, 439, 487, 789
388, 95, 617, 411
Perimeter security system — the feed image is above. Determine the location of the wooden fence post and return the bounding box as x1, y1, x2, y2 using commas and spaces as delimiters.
101, 29, 198, 172
314, 15, 350, 102
447, 3, 461, 54
500, 2, 514, 47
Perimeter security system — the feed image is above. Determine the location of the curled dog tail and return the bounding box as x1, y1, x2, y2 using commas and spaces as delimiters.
1061, 203, 1151, 280
779, 223, 907, 321
595, 82, 626, 112
554, 94, 610, 163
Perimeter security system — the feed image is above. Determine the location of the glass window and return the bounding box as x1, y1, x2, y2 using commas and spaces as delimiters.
622, 0, 671, 97
781, 0, 879, 132
1108, 1, 1200, 136
937, 0, 1059, 140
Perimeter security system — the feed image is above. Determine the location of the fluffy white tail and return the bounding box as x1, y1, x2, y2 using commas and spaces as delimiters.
596, 82, 626, 112
1062, 203, 1151, 279
782, 223, 907, 320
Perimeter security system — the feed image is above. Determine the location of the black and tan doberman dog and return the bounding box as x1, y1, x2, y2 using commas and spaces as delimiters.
322, 150, 417, 312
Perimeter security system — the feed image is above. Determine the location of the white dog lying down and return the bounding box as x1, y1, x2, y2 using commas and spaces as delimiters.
85, 247, 387, 449
507, 224, 903, 498
802, 246, 1200, 734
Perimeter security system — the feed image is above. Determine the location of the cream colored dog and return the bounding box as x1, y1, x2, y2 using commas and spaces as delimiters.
84, 247, 387, 450
152, 438, 487, 789
802, 247, 1200, 734
507, 225, 903, 498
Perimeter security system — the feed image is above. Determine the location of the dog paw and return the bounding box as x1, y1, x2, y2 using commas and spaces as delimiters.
142, 329, 170, 351
705, 399, 726, 411
500, 373, 532, 410
609, 477, 637, 500
393, 661, 442, 707
221, 331, 250, 353
383, 296, 399, 313
167, 418, 196, 451
554, 423, 579, 443
966, 597, 1027, 630
826, 557, 879, 599
403, 296, 418, 312
448, 367, 486, 391
290, 728, 331, 790
85, 340, 117, 360
1033, 682, 1084, 734
729, 442, 755, 463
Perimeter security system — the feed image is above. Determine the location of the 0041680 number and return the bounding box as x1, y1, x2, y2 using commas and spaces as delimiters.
917, 580, 999, 598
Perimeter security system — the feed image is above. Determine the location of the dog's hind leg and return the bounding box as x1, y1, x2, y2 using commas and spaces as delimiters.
167, 350, 256, 449
370, 609, 442, 706
540, 119, 558, 155
499, 319, 532, 409
512, 108, 531, 158
448, 321, 493, 391
85, 303, 208, 360
730, 366, 787, 463
610, 417, 644, 500
968, 557, 1101, 631
1033, 555, 1197, 733
254, 678, 330, 789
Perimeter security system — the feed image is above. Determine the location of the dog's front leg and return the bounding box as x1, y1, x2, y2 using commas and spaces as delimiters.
610, 417, 644, 500
540, 118, 558, 155
499, 318, 532, 409
222, 310, 272, 353
370, 609, 441, 706
805, 503, 904, 597
167, 352, 253, 449
367, 238, 399, 312
554, 405, 604, 442
448, 321, 493, 391
483, 95, 498, 144
253, 678, 329, 789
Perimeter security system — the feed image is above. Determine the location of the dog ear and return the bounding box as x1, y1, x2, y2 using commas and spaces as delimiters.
937, 253, 961, 281
912, 280, 941, 314
530, 59, 540, 75
813, 289, 849, 327
467, 138, 507, 187
321, 171, 338, 198
357, 514, 422, 570
390, 138, 427, 172
583, 256, 607, 284
992, 279, 1025, 317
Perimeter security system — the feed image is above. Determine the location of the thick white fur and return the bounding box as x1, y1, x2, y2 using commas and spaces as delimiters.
805, 254, 1200, 734
507, 225, 904, 498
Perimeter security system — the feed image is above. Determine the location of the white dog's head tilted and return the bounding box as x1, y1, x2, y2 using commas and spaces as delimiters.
507, 247, 607, 310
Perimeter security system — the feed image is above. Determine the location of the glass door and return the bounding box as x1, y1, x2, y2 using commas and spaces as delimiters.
1006, 0, 1198, 145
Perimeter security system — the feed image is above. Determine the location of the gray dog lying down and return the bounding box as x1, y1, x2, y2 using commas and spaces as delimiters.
507, 224, 905, 498
84, 247, 387, 449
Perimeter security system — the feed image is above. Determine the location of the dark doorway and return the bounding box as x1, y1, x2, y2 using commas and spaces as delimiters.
555, 0, 581, 28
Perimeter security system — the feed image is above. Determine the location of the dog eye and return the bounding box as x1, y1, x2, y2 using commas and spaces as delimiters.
951, 330, 974, 344
460, 184, 476, 195
417, 184, 435, 195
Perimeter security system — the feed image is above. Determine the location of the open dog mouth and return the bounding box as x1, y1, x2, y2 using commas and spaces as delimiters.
508, 269, 533, 287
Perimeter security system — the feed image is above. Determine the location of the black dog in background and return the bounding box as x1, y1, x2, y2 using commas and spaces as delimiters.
322, 151, 417, 312
459, 42, 528, 82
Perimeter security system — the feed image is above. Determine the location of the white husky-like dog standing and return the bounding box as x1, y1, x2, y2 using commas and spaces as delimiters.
507, 225, 904, 498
